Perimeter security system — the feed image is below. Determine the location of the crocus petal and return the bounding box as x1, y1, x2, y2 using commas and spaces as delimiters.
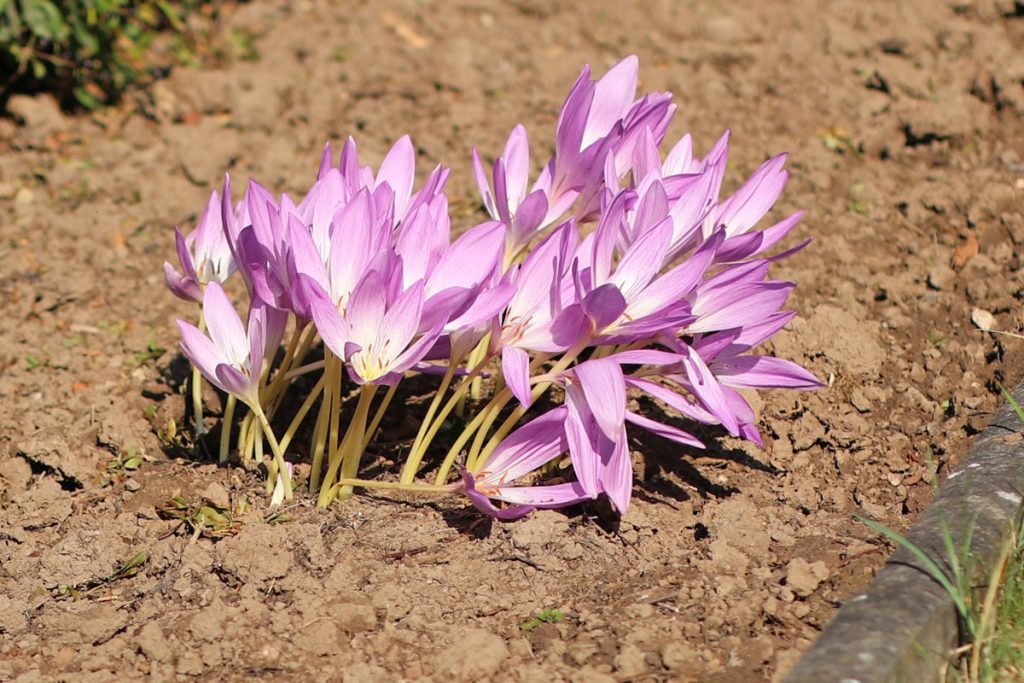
564, 382, 601, 498
714, 211, 803, 263
711, 355, 824, 390
480, 406, 568, 483
625, 376, 717, 426
174, 227, 199, 283
176, 319, 226, 389
463, 479, 536, 521
681, 348, 740, 435
624, 410, 704, 448
346, 270, 389, 345
202, 282, 249, 367
712, 153, 788, 237
379, 280, 425, 354
622, 229, 722, 321
582, 283, 627, 330
297, 274, 350, 359
601, 431, 633, 514
502, 345, 533, 409
583, 55, 638, 149
164, 262, 202, 303
573, 358, 626, 441
493, 482, 591, 508
215, 364, 253, 400
377, 135, 415, 218
471, 148, 498, 219
690, 281, 795, 334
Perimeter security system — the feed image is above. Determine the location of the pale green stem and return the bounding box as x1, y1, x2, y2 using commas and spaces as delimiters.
401, 361, 459, 484
336, 384, 379, 502
285, 359, 325, 381
191, 311, 207, 436
434, 386, 512, 485
308, 355, 336, 494
404, 355, 495, 484
219, 394, 237, 464
363, 382, 398, 450
336, 478, 456, 493
278, 374, 326, 454
251, 403, 293, 501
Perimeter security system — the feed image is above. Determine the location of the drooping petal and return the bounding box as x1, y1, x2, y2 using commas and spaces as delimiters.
600, 431, 632, 513
502, 345, 533, 409
494, 481, 591, 508
573, 358, 626, 441
164, 261, 202, 302
479, 406, 568, 483
711, 355, 823, 390
564, 382, 601, 498
176, 319, 226, 389
624, 410, 704, 448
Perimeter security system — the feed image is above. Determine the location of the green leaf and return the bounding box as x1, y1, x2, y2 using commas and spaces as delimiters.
21, 0, 69, 42
30, 58, 46, 80
73, 86, 103, 110
70, 15, 100, 55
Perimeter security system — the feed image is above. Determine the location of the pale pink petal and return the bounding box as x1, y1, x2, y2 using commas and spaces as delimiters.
202, 282, 248, 366
377, 135, 415, 218
574, 358, 626, 441
624, 410, 704, 448
502, 345, 533, 409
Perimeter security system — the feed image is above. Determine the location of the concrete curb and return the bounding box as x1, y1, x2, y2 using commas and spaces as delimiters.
785, 380, 1024, 683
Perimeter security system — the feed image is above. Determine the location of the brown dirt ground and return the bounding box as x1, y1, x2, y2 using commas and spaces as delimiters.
1, 1, 1024, 681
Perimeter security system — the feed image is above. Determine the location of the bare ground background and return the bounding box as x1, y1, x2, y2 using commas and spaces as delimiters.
1, 1, 1024, 681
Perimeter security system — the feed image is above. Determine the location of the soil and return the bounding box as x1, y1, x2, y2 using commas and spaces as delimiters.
1, 1, 1023, 681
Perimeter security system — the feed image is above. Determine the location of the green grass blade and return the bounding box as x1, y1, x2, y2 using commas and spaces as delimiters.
998, 383, 1024, 424
859, 516, 971, 631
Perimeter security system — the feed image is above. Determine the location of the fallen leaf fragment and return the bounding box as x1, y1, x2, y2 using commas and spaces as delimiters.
951, 232, 979, 269
381, 12, 429, 48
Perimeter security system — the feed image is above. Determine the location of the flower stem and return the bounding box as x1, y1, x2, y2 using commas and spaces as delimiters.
309, 353, 339, 494
434, 386, 512, 485
363, 382, 398, 450
317, 371, 370, 507
251, 404, 293, 501
403, 356, 494, 484
191, 312, 207, 436
336, 384, 378, 502
336, 478, 456, 493
472, 343, 587, 468
279, 373, 326, 454
219, 394, 237, 464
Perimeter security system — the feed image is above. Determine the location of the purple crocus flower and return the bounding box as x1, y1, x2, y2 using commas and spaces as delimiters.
300, 267, 448, 386
164, 189, 236, 302
176, 282, 285, 405
472, 125, 550, 254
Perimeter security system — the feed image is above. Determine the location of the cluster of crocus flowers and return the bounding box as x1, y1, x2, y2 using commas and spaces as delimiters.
165, 56, 822, 519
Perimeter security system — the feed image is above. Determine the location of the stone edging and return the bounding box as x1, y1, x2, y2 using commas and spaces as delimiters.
785, 380, 1024, 683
